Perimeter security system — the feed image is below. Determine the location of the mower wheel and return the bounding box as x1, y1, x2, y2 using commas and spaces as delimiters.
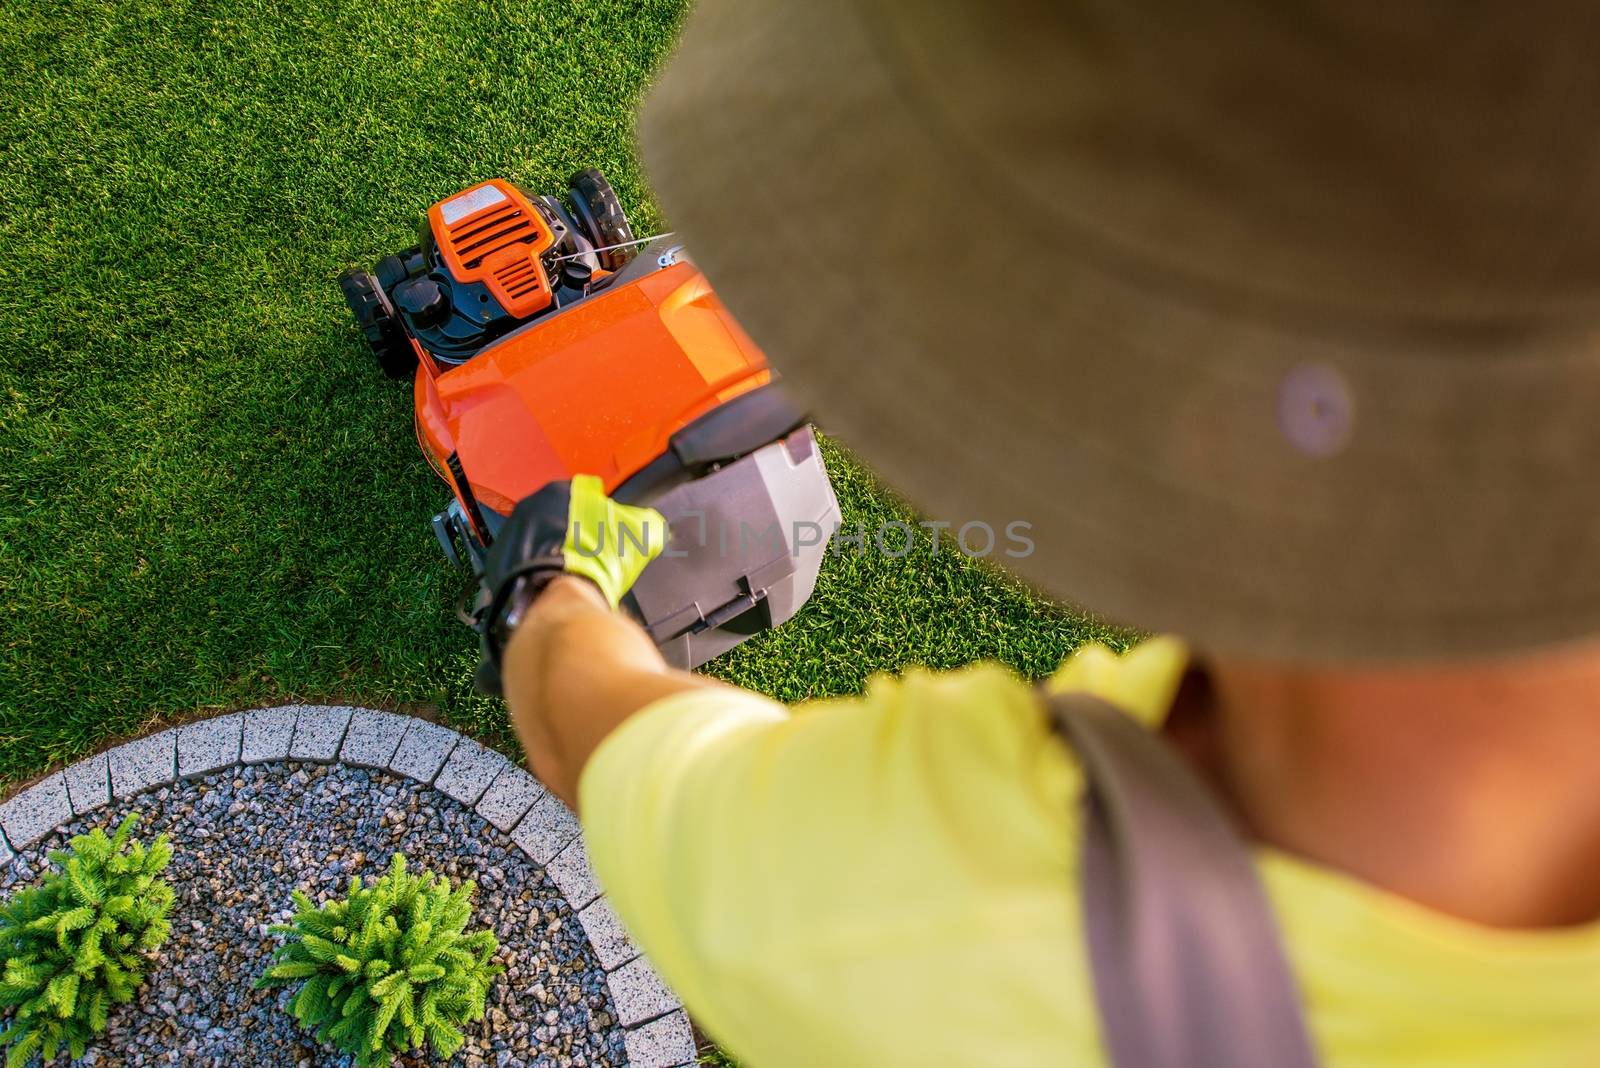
338, 268, 416, 380
374, 252, 410, 294
567, 168, 635, 270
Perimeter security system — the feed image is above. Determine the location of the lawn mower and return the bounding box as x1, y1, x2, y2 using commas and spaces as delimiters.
338, 172, 840, 667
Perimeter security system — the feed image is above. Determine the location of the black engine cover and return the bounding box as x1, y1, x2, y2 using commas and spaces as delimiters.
375, 189, 606, 366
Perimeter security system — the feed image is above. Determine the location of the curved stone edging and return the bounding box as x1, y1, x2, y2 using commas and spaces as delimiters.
0, 706, 695, 1068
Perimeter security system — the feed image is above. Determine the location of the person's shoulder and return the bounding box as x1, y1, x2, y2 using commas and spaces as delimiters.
769, 639, 1193, 795
1044, 636, 1190, 729
859, 659, 1042, 716
778, 659, 1053, 767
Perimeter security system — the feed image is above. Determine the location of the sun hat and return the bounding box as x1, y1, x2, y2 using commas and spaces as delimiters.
637, 0, 1600, 662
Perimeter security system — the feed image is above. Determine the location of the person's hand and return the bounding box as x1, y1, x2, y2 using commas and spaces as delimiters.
475, 475, 667, 694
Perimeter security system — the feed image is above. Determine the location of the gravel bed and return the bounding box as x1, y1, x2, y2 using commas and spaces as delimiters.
0, 762, 627, 1067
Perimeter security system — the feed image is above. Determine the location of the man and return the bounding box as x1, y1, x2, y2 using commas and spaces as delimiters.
479, 2, 1600, 1064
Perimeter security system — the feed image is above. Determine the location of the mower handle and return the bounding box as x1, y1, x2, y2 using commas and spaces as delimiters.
612, 382, 810, 506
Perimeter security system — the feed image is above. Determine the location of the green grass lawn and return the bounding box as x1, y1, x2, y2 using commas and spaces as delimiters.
0, 0, 1126, 787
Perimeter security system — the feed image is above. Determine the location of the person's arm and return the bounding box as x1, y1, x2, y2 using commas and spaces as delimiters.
500, 574, 723, 808
473, 474, 712, 805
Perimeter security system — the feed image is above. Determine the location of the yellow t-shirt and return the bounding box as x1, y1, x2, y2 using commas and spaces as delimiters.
579, 638, 1600, 1066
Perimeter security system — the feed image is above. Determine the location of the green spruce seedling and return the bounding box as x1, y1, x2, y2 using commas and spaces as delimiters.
0, 812, 175, 1067
258, 853, 503, 1066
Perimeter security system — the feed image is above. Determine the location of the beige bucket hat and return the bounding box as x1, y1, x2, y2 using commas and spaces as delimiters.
639, 0, 1600, 662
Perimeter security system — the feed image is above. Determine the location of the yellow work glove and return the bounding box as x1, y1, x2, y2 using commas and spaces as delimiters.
475, 474, 667, 693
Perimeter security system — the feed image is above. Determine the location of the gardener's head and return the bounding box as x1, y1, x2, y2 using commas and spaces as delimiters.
639, 0, 1600, 666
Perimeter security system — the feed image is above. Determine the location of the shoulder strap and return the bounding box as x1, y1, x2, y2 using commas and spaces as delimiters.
1044, 689, 1321, 1068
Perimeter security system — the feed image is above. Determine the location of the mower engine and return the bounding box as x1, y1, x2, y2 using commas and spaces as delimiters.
338, 172, 840, 668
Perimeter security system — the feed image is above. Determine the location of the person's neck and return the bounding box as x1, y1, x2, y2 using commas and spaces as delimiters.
1185, 642, 1600, 930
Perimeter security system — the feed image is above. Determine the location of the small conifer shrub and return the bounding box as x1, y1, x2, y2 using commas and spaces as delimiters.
258, 853, 503, 1066
0, 812, 174, 1067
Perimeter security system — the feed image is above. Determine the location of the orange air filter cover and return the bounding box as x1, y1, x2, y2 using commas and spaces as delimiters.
427, 179, 557, 319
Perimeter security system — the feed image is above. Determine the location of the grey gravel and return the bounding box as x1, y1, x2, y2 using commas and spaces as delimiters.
0, 763, 629, 1066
